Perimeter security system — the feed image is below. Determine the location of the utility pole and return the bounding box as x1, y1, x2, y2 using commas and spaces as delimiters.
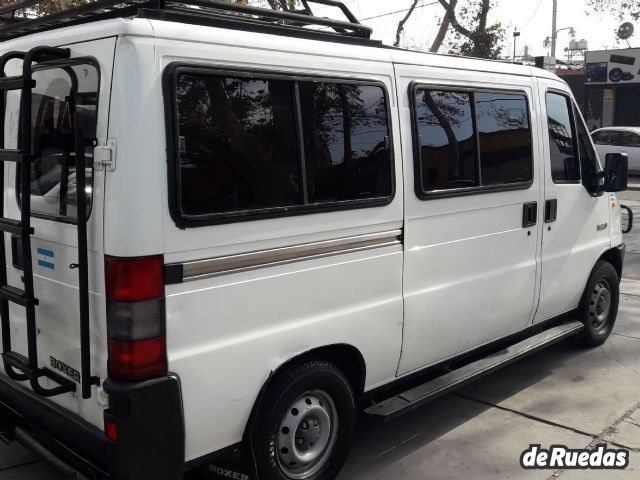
551, 0, 558, 58
513, 29, 521, 61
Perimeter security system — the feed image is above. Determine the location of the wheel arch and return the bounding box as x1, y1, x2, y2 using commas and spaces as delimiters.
599, 246, 623, 281
243, 343, 366, 439
576, 247, 623, 313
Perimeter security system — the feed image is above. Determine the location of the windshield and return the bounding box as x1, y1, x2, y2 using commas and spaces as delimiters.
15, 62, 99, 220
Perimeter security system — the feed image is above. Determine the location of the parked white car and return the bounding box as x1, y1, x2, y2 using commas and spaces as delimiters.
592, 127, 640, 174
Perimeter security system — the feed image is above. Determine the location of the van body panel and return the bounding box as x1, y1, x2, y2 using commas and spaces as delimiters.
394, 63, 542, 375
152, 31, 404, 460
103, 34, 166, 258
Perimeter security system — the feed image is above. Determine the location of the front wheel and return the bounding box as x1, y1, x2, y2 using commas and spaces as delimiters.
573, 260, 619, 347
253, 359, 356, 480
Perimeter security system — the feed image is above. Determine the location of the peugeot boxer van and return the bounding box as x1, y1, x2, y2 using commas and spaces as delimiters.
0, 1, 631, 480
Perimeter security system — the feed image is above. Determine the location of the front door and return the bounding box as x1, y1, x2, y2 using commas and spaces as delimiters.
533, 79, 611, 323
395, 65, 542, 375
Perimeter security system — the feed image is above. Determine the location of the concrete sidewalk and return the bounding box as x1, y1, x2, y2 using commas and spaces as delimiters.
3, 202, 640, 479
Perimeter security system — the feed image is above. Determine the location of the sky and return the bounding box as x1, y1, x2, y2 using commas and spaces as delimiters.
312, 0, 630, 59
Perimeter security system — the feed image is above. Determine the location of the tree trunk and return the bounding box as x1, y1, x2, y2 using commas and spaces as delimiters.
394, 0, 419, 47
337, 85, 353, 163
430, 0, 457, 52
423, 93, 460, 179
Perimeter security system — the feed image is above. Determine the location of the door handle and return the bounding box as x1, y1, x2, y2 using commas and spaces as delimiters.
522, 202, 538, 228
545, 199, 558, 223
10, 236, 23, 270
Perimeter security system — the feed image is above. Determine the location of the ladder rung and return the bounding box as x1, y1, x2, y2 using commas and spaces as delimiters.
0, 76, 34, 91
0, 149, 23, 162
2, 351, 34, 377
0, 218, 32, 235
0, 285, 38, 307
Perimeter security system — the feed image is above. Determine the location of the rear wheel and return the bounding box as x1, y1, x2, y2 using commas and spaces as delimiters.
573, 260, 619, 347
253, 359, 356, 480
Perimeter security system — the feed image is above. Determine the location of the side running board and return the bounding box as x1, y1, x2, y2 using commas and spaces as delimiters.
364, 321, 584, 422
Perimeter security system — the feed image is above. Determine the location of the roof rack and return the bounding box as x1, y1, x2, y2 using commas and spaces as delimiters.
0, 0, 378, 45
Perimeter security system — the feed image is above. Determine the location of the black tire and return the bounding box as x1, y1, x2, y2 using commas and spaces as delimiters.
252, 358, 356, 480
572, 260, 619, 347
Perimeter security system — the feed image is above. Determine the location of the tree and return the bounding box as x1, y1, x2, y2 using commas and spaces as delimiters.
442, 0, 504, 59
586, 0, 640, 20
395, 0, 458, 52
395, 0, 419, 47
230, 0, 297, 10
395, 0, 504, 59
430, 0, 457, 53
0, 0, 87, 18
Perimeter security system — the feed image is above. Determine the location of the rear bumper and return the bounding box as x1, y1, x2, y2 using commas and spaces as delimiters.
0, 373, 184, 479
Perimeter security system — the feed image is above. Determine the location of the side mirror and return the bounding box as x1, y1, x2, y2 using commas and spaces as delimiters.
604, 152, 629, 192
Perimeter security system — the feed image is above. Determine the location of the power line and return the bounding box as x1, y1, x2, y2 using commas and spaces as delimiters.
519, 0, 543, 30
361, 1, 440, 22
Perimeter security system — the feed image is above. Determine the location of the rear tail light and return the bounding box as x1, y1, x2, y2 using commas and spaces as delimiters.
105, 256, 167, 381
105, 419, 118, 442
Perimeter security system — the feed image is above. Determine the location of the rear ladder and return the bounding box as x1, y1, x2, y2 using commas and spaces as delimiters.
0, 46, 98, 399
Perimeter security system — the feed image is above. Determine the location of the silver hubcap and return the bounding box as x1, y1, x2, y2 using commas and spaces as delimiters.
276, 390, 338, 479
590, 279, 611, 330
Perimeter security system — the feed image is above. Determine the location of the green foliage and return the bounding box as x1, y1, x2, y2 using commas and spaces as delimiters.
444, 0, 505, 59
586, 0, 640, 21
233, 0, 298, 10
0, 0, 90, 17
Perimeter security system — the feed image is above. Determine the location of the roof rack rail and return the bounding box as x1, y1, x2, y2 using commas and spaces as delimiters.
0, 0, 377, 45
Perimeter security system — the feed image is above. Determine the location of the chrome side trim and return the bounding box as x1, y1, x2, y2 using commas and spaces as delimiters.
171, 230, 402, 282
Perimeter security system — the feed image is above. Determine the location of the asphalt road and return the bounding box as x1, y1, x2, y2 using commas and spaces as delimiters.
2, 186, 640, 480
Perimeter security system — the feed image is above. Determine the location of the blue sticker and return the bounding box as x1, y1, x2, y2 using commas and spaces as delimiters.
37, 247, 54, 257
37, 259, 55, 270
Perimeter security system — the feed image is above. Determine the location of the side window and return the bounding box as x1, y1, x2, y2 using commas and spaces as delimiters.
545, 92, 580, 183
298, 82, 392, 203
573, 103, 599, 190
475, 92, 532, 186
175, 74, 300, 216
592, 130, 616, 145
171, 70, 393, 223
619, 131, 640, 148
414, 88, 532, 194
414, 90, 478, 191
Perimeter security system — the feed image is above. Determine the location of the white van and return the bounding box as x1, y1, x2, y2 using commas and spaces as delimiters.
0, 2, 632, 480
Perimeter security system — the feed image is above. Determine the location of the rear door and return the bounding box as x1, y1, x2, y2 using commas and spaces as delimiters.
2, 38, 115, 424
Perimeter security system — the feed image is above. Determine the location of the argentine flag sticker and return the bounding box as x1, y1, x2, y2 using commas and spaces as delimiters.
36, 247, 55, 270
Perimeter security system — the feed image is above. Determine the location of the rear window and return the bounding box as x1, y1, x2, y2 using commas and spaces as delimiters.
619, 131, 640, 148
169, 68, 393, 225
592, 130, 618, 145
16, 62, 99, 220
